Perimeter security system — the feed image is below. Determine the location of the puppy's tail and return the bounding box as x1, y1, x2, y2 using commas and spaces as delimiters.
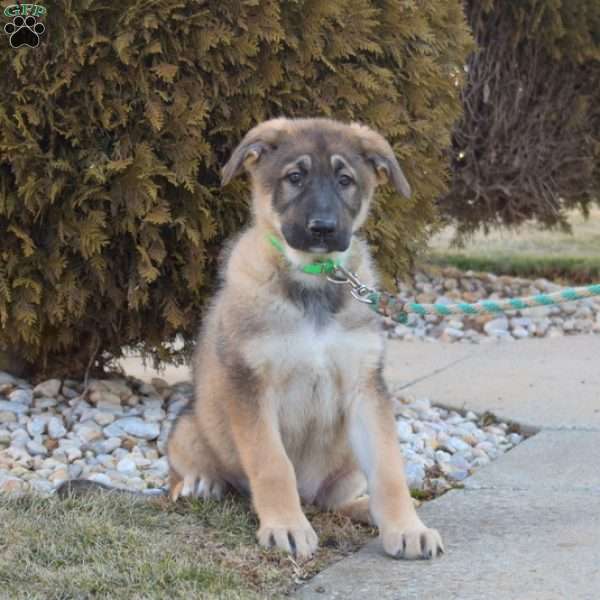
55, 479, 167, 500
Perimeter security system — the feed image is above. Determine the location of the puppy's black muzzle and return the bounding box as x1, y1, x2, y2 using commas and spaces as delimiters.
307, 218, 337, 236
279, 181, 352, 253
282, 219, 350, 253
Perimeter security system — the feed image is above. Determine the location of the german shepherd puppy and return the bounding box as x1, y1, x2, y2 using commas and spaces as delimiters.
167, 118, 444, 560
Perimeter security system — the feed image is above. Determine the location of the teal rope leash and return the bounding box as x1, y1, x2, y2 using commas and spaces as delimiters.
367, 284, 600, 325
327, 265, 600, 325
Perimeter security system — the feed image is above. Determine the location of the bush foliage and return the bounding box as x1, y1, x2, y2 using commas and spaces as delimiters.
444, 0, 600, 235
0, 1, 472, 377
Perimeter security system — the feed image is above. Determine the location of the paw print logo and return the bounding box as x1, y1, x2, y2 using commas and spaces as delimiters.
4, 15, 45, 48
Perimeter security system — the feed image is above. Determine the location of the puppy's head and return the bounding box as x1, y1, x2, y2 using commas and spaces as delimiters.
222, 118, 411, 255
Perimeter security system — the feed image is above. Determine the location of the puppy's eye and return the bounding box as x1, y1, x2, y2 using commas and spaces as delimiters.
338, 174, 354, 187
287, 171, 303, 185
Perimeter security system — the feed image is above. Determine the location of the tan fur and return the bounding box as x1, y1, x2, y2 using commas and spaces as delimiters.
167, 118, 443, 560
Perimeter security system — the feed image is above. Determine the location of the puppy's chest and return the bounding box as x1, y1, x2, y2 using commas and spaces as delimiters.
248, 319, 382, 422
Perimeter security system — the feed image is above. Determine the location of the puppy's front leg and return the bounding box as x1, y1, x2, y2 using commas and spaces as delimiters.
230, 403, 318, 558
350, 372, 444, 559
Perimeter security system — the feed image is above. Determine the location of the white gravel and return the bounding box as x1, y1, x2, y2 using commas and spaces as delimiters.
0, 371, 524, 498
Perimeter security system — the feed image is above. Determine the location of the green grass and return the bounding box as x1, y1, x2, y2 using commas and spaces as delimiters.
427, 254, 600, 283
0, 493, 376, 599
427, 209, 600, 281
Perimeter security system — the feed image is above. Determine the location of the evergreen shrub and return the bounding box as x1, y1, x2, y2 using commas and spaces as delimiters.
0, 1, 471, 376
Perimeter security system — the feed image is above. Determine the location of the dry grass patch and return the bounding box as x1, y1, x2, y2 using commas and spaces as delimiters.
0, 492, 376, 599
428, 209, 600, 281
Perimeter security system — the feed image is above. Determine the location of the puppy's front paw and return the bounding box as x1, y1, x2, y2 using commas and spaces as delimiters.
258, 514, 318, 559
381, 522, 444, 560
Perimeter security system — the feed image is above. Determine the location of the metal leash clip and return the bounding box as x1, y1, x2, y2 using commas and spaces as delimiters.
327, 265, 376, 304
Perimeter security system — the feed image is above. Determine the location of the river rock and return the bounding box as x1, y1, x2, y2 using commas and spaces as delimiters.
8, 389, 33, 406
104, 417, 160, 440
47, 417, 67, 439
33, 379, 61, 398
0, 400, 28, 414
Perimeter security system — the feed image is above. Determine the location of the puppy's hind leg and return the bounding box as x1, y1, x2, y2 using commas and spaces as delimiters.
167, 411, 226, 502
315, 464, 373, 525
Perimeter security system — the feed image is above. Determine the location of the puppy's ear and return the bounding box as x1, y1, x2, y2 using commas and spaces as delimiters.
352, 123, 412, 199
221, 141, 270, 186
366, 152, 412, 199
221, 118, 289, 187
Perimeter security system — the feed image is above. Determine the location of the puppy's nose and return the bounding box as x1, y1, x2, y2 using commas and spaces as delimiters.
307, 218, 337, 235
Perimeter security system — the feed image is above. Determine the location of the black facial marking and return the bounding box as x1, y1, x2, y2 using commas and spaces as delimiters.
272, 175, 303, 215
280, 275, 347, 327
263, 131, 370, 253
276, 174, 354, 253
331, 154, 363, 218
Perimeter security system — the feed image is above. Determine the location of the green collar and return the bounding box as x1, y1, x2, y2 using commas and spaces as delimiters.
267, 234, 342, 275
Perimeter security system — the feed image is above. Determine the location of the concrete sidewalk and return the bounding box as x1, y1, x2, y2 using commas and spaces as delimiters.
384, 335, 600, 430
297, 335, 600, 600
